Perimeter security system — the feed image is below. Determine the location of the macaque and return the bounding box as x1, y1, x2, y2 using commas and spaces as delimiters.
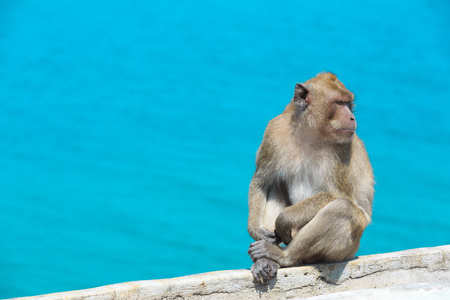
247, 72, 374, 283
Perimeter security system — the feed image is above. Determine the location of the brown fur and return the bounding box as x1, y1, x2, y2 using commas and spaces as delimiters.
247, 73, 374, 283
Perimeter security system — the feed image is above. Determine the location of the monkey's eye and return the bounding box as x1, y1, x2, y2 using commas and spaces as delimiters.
336, 100, 354, 110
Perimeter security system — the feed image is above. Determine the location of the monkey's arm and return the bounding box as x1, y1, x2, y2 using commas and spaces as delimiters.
248, 173, 281, 244
275, 192, 335, 244
249, 198, 366, 267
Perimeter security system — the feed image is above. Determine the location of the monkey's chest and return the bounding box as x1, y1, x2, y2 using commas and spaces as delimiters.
284, 162, 331, 204
278, 150, 335, 204
287, 177, 317, 204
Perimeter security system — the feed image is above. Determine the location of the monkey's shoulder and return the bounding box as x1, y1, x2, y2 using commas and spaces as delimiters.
263, 114, 291, 140
349, 135, 372, 168
256, 114, 298, 166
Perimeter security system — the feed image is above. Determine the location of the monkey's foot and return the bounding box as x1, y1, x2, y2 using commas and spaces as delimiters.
251, 258, 279, 284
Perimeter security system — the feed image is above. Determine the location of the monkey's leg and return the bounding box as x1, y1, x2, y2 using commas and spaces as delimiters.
249, 198, 366, 267
275, 192, 335, 245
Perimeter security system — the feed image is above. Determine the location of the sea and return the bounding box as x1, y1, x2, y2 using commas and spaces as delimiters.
1, 0, 449, 298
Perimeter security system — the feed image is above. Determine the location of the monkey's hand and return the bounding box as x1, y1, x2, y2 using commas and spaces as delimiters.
248, 240, 287, 266
259, 227, 282, 245
250, 258, 279, 284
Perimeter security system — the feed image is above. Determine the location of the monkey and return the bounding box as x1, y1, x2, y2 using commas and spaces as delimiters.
247, 72, 374, 284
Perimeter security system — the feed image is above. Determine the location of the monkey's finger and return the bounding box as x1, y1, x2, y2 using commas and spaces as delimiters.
251, 253, 263, 263
250, 241, 262, 247
274, 235, 282, 245
248, 249, 257, 262
263, 235, 277, 244
267, 263, 278, 278
261, 261, 274, 281
269, 236, 282, 245
266, 231, 276, 238
251, 269, 267, 284
248, 243, 263, 256
258, 267, 269, 282
251, 271, 260, 283
248, 242, 260, 251
253, 273, 267, 284
249, 251, 264, 262
260, 227, 276, 236
268, 270, 277, 278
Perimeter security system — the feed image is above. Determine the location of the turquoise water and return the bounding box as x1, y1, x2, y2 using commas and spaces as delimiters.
1, 0, 449, 298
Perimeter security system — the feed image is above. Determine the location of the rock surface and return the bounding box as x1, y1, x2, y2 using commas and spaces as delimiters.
9, 245, 450, 300
302, 281, 450, 300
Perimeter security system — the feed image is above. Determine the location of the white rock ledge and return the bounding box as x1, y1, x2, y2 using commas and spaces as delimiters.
10, 245, 450, 300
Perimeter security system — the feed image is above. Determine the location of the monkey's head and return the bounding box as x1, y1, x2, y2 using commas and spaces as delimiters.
291, 72, 356, 143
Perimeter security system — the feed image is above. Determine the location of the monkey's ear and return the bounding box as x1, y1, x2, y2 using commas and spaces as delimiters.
294, 83, 309, 109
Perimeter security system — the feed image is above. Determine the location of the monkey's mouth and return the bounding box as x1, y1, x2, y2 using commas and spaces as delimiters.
337, 128, 356, 137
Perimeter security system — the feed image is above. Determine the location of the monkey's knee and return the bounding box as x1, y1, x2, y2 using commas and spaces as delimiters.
328, 198, 367, 230
307, 198, 366, 261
